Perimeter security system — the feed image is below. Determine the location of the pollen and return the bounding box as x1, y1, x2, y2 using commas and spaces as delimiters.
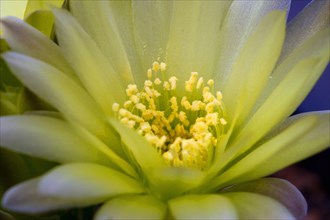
114, 62, 227, 170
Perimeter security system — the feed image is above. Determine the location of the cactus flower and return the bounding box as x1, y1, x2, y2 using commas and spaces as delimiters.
0, 1, 329, 219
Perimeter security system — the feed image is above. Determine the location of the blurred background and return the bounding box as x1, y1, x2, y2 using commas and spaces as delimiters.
0, 0, 329, 220
276, 1, 330, 219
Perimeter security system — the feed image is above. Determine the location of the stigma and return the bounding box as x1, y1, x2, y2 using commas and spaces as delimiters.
113, 62, 227, 170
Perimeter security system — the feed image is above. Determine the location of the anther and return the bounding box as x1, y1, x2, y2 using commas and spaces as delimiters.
116, 61, 227, 170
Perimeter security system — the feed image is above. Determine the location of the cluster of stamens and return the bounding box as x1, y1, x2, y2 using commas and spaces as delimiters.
113, 62, 227, 169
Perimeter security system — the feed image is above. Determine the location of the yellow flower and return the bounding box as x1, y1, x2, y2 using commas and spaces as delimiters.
0, 1, 329, 219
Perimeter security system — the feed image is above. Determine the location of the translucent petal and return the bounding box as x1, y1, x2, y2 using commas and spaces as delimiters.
39, 163, 145, 204
2, 178, 75, 214
280, 0, 330, 62
222, 55, 329, 167
0, 115, 111, 164
95, 195, 166, 220
64, 121, 137, 178
108, 118, 165, 173
1, 16, 77, 81
214, 0, 291, 87
132, 1, 174, 72
149, 167, 205, 200
223, 192, 294, 219
52, 8, 125, 115
235, 28, 329, 147
168, 194, 237, 219
212, 111, 329, 188
259, 28, 330, 106
103, 1, 145, 85
70, 1, 134, 84
220, 10, 286, 124
165, 1, 232, 86
222, 178, 307, 219
2, 52, 107, 137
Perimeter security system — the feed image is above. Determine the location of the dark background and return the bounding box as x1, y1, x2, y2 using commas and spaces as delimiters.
277, 1, 330, 219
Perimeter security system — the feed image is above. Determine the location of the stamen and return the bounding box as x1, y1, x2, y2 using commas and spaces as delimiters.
115, 62, 227, 170
196, 77, 204, 89
147, 69, 152, 79
160, 62, 167, 71
152, 61, 160, 72
112, 103, 120, 112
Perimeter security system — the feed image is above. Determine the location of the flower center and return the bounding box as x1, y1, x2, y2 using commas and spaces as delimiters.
113, 62, 227, 169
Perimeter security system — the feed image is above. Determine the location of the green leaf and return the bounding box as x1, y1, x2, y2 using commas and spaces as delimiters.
0, 87, 44, 116
0, 58, 21, 89
0, 149, 31, 197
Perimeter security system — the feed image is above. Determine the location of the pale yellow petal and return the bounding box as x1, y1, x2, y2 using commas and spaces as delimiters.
221, 178, 306, 219
280, 0, 330, 62
212, 112, 327, 188
165, 1, 232, 88
0, 115, 110, 165
224, 192, 294, 219
2, 178, 75, 214
106, 1, 145, 86
132, 1, 173, 72
52, 8, 126, 115
214, 0, 291, 87
223, 49, 329, 165
168, 194, 237, 219
1, 17, 77, 81
39, 163, 145, 203
220, 10, 286, 124
95, 195, 166, 220
2, 52, 107, 138
70, 1, 134, 84
108, 118, 165, 173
